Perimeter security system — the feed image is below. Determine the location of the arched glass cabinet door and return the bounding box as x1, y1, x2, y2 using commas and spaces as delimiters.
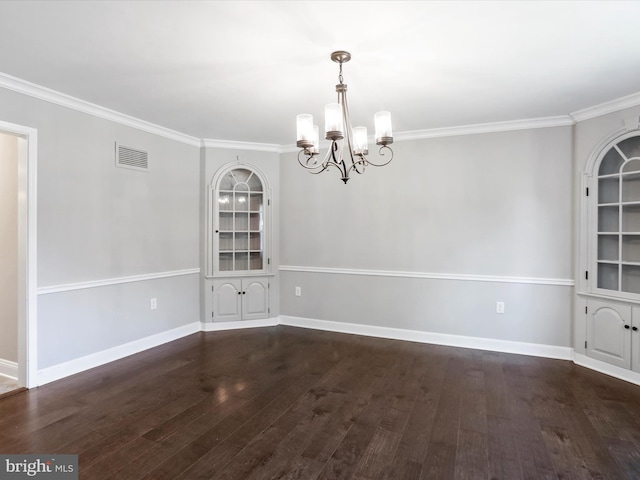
594, 133, 640, 297
210, 166, 268, 275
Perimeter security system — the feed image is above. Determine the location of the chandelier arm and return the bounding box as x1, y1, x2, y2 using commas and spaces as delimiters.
297, 150, 330, 174
362, 145, 394, 167
329, 139, 349, 181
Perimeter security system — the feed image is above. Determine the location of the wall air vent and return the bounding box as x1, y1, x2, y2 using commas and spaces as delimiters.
115, 143, 148, 171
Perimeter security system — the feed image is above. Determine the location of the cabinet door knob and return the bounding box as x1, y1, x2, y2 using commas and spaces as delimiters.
625, 325, 631, 329
633, 326, 638, 331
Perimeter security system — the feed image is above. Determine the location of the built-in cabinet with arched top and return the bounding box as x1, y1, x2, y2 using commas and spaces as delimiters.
584, 130, 640, 374
207, 164, 272, 322
594, 134, 640, 297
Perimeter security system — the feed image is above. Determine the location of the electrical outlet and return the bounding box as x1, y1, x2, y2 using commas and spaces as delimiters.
295, 286, 301, 297
496, 301, 505, 314
150, 298, 157, 310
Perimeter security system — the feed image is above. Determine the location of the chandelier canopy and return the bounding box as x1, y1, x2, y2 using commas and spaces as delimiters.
296, 51, 394, 184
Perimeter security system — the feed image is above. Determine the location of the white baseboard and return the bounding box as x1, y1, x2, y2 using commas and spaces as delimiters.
201, 318, 279, 332
36, 315, 640, 390
0, 358, 18, 380
36, 322, 201, 386
573, 352, 640, 387
278, 315, 573, 361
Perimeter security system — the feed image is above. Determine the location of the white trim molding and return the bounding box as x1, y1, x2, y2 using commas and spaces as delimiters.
573, 352, 640, 387
0, 359, 18, 380
279, 315, 573, 361
201, 138, 281, 153
201, 318, 279, 332
36, 322, 201, 386
37, 268, 200, 295
570, 91, 640, 123
279, 265, 575, 287
0, 72, 201, 147
393, 116, 574, 142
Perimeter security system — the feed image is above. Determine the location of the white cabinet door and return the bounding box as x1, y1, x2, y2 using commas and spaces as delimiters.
242, 279, 269, 320
213, 280, 242, 322
587, 300, 631, 369
212, 278, 269, 322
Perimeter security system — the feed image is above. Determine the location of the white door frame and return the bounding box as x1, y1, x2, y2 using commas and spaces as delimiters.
0, 120, 37, 388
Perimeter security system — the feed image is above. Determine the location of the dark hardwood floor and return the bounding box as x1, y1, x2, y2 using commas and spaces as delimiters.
1, 325, 640, 479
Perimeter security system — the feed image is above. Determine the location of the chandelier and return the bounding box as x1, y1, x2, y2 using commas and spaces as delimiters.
296, 51, 394, 184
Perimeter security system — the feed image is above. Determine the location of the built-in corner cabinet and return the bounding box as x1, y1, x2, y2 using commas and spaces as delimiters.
207, 165, 272, 322
583, 129, 640, 372
586, 300, 640, 373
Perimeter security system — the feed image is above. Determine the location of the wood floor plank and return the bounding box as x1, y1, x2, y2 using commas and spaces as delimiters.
453, 428, 488, 480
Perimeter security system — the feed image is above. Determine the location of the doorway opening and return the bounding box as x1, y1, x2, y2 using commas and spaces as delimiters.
0, 120, 37, 391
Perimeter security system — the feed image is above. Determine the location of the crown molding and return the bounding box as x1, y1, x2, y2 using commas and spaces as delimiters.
200, 138, 281, 153
4, 70, 640, 149
0, 72, 201, 147
394, 116, 575, 142
570, 91, 640, 123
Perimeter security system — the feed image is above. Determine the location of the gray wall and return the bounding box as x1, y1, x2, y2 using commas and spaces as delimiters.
280, 126, 574, 347
0, 88, 201, 371
0, 132, 18, 364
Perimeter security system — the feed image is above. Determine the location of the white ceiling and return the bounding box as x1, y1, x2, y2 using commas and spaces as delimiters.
1, 1, 640, 145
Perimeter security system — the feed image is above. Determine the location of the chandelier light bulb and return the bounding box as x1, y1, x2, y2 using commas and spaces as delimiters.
325, 103, 344, 140
374, 111, 393, 145
353, 126, 368, 155
310, 125, 320, 154
296, 114, 314, 148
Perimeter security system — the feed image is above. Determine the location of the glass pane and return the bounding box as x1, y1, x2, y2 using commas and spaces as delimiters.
235, 183, 249, 192
219, 232, 233, 251
598, 177, 619, 204
219, 212, 233, 230
622, 265, 640, 294
235, 252, 248, 271
598, 263, 618, 290
247, 174, 263, 191
235, 232, 248, 251
250, 193, 263, 211
235, 213, 248, 231
249, 252, 263, 270
622, 159, 640, 173
232, 169, 251, 184
235, 193, 248, 211
250, 213, 262, 231
623, 205, 640, 232
622, 235, 640, 263
219, 172, 235, 190
249, 232, 262, 250
598, 235, 619, 261
622, 172, 640, 203
618, 136, 640, 160
218, 193, 232, 211
599, 148, 624, 175
219, 252, 233, 271
598, 206, 619, 232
